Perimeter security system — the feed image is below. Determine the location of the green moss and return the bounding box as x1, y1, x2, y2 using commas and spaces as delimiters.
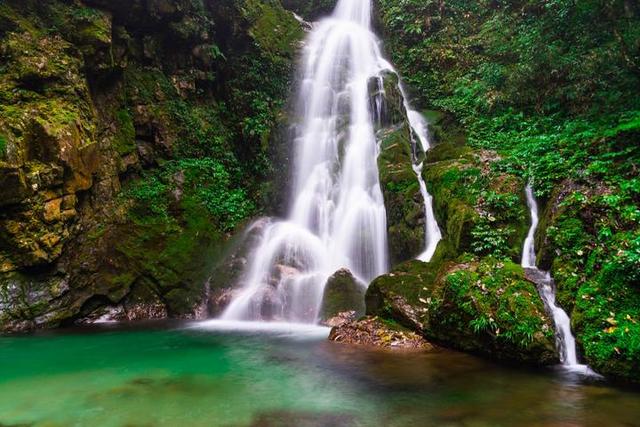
377, 124, 425, 265
113, 109, 136, 155
366, 255, 557, 365
536, 181, 640, 383
0, 134, 6, 158
320, 269, 365, 320
428, 259, 555, 361
241, 0, 304, 58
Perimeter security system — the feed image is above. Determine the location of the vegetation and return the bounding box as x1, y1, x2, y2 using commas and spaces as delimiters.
378, 0, 640, 382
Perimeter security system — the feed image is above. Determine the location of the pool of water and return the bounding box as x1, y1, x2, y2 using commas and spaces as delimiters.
1, 320, 639, 427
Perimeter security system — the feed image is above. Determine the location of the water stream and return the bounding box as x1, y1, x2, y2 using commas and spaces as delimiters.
405, 108, 442, 262
222, 0, 441, 323
522, 184, 598, 375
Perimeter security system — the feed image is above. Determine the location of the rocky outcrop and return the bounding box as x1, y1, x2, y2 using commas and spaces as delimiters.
535, 174, 640, 384
374, 72, 427, 265
424, 141, 529, 262
0, 0, 305, 331
366, 257, 558, 365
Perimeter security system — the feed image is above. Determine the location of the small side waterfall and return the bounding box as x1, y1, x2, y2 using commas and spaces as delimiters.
405, 108, 442, 262
221, 0, 441, 324
522, 185, 598, 375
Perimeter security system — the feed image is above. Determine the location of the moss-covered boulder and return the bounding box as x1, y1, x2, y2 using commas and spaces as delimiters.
366, 256, 558, 365
424, 142, 529, 263
320, 268, 365, 321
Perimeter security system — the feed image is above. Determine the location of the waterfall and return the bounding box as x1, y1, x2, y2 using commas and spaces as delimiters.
222, 0, 440, 324
404, 107, 442, 262
522, 185, 598, 375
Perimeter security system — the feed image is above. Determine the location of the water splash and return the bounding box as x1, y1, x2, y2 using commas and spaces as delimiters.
522, 184, 600, 376
222, 0, 440, 323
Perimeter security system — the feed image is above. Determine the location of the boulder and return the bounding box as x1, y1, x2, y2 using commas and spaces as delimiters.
320, 268, 365, 321
366, 257, 558, 366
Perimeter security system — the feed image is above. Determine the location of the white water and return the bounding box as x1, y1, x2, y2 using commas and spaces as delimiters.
405, 107, 442, 262
192, 320, 330, 339
522, 185, 599, 375
522, 185, 539, 269
222, 0, 440, 324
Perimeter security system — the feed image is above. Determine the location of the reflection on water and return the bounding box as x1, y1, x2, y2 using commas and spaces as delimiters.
0, 321, 638, 427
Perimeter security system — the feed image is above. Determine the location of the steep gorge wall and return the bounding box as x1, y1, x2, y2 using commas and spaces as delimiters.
0, 0, 305, 331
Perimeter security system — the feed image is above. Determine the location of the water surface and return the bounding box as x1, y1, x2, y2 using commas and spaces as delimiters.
1, 321, 639, 427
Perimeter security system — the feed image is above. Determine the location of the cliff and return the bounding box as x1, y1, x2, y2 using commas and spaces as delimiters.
0, 0, 304, 330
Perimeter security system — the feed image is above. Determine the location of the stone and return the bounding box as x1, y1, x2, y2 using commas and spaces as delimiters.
43, 198, 63, 223
329, 316, 434, 350
366, 257, 558, 366
320, 268, 365, 321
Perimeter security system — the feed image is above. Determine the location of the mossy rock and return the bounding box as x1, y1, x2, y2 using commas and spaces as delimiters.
377, 124, 425, 265
320, 268, 365, 321
426, 258, 557, 365
423, 143, 529, 262
536, 180, 640, 384
367, 255, 558, 366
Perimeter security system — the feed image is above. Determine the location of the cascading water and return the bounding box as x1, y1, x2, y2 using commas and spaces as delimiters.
522, 185, 598, 375
404, 107, 442, 262
222, 0, 441, 324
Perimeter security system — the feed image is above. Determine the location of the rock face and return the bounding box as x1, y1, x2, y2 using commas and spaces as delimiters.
366, 257, 558, 365
423, 139, 530, 263
366, 105, 558, 366
374, 72, 427, 265
320, 269, 365, 321
0, 0, 305, 331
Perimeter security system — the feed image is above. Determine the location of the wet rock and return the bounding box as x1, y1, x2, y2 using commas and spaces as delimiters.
320, 269, 365, 321
329, 316, 434, 350
423, 142, 529, 262
377, 124, 426, 265
323, 310, 357, 328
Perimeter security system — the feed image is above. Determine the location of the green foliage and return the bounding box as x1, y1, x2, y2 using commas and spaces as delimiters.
470, 221, 511, 258
379, 0, 639, 377
379, 0, 640, 196
125, 158, 254, 232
